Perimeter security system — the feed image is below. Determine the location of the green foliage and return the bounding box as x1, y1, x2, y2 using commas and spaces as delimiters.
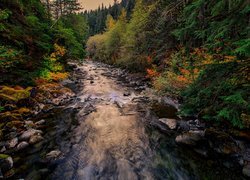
181, 62, 249, 128
86, 0, 155, 71
0, 106, 4, 112
0, 9, 11, 31
0, 46, 21, 70
84, 0, 135, 35
0, 0, 89, 85
53, 14, 88, 59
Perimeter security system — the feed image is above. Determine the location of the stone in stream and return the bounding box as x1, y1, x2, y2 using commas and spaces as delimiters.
159, 118, 177, 130
205, 128, 239, 155
0, 146, 6, 153
16, 141, 29, 151
19, 129, 43, 141
29, 135, 44, 145
35, 119, 46, 126
6, 138, 18, 149
0, 154, 13, 172
175, 130, 205, 146
46, 150, 62, 161
24, 120, 36, 128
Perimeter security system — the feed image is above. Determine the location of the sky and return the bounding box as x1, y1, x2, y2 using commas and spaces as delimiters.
80, 0, 116, 11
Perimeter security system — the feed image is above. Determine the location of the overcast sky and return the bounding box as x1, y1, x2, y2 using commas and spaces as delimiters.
80, 0, 116, 10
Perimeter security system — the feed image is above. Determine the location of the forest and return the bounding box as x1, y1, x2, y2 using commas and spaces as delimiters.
0, 0, 249, 179
86, 0, 249, 128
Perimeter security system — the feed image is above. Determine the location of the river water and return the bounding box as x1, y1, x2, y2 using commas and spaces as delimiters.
13, 61, 245, 180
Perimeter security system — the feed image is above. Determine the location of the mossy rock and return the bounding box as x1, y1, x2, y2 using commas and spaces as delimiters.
14, 107, 31, 116
5, 120, 23, 129
0, 86, 31, 102
0, 93, 16, 102
0, 111, 22, 123
0, 154, 9, 159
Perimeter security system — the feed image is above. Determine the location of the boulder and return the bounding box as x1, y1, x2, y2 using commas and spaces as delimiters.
35, 119, 46, 126
29, 135, 44, 145
159, 118, 177, 130
205, 128, 239, 155
176, 130, 205, 146
6, 138, 18, 149
19, 129, 43, 141
16, 141, 29, 151
0, 154, 13, 172
24, 120, 36, 128
178, 120, 190, 131
46, 150, 62, 161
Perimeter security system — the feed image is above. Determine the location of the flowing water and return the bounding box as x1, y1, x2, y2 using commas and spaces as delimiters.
13, 61, 245, 180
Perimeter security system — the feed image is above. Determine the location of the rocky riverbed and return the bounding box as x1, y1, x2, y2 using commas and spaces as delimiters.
0, 61, 249, 179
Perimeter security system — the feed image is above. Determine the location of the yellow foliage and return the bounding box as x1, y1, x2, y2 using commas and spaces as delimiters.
49, 72, 69, 81
52, 43, 66, 58
15, 107, 31, 114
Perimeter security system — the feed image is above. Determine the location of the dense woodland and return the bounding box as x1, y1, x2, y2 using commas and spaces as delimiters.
86, 0, 250, 128
0, 0, 249, 129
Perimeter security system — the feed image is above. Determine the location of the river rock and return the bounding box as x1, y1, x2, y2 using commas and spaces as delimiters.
205, 128, 239, 155
29, 135, 44, 145
0, 146, 6, 153
6, 138, 18, 149
243, 164, 250, 177
24, 120, 36, 128
16, 141, 29, 151
176, 130, 205, 146
35, 119, 46, 126
0, 154, 13, 172
159, 118, 177, 130
178, 120, 190, 131
19, 129, 43, 141
46, 150, 62, 161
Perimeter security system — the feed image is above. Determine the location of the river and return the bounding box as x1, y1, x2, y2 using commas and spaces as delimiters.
13, 61, 245, 180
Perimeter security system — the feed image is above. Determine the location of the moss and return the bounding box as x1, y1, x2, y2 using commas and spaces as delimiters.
14, 107, 31, 115
0, 111, 22, 122
0, 86, 31, 102
0, 93, 16, 102
5, 121, 23, 129
0, 154, 9, 159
